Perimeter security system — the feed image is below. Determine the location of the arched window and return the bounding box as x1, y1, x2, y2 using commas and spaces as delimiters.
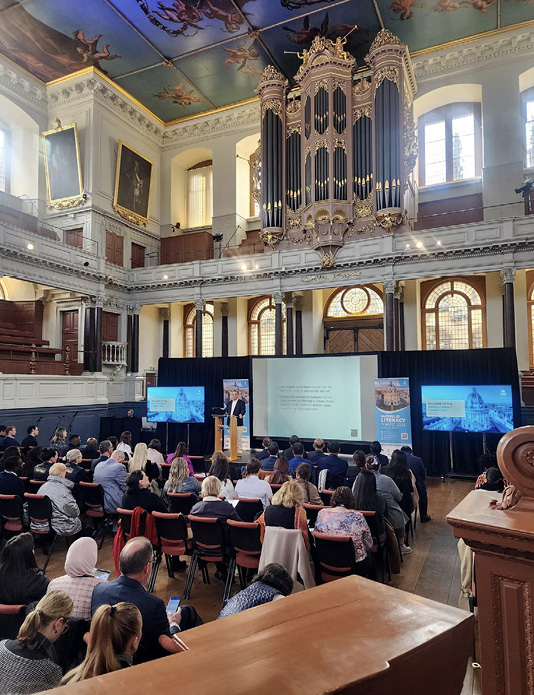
418, 103, 481, 187
325, 285, 383, 318
421, 277, 486, 350
187, 160, 213, 228
184, 302, 214, 357
0, 126, 10, 193
248, 296, 286, 355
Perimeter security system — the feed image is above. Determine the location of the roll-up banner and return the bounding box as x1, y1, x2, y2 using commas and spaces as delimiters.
375, 378, 412, 457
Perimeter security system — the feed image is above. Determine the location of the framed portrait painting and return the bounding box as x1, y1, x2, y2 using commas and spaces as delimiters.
43, 123, 83, 208
113, 141, 153, 226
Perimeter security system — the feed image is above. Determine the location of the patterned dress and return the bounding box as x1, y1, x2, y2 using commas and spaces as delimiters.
315, 506, 373, 562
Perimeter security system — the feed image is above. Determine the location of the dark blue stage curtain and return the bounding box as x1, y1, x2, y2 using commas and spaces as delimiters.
378, 348, 521, 478
157, 357, 251, 457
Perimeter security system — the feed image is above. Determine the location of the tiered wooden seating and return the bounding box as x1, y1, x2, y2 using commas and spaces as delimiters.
0, 202, 58, 240
222, 229, 266, 258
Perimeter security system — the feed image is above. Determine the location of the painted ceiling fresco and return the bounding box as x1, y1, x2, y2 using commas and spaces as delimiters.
0, 0, 531, 122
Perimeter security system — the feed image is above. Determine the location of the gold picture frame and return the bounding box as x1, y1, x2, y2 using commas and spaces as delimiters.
42, 122, 84, 210
113, 140, 153, 227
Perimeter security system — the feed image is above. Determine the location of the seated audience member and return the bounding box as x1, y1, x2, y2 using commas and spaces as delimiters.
166, 442, 194, 477
128, 442, 156, 479
50, 427, 68, 456
92, 537, 202, 662
1, 425, 20, 449
47, 537, 103, 620
288, 442, 308, 473
163, 457, 201, 504
94, 450, 127, 514
208, 451, 235, 501
366, 456, 411, 554
0, 591, 73, 695
257, 479, 310, 551
256, 437, 272, 462
190, 476, 241, 524
371, 441, 389, 472
353, 468, 386, 544
475, 465, 504, 492
107, 436, 119, 451
315, 486, 374, 577
318, 440, 349, 481
307, 438, 326, 464
266, 457, 291, 485
386, 450, 414, 518
63, 602, 142, 682
0, 533, 49, 605
122, 470, 167, 514
0, 445, 20, 468
295, 462, 322, 505
235, 458, 273, 507
218, 563, 294, 618
91, 440, 114, 473
80, 437, 99, 461
32, 447, 58, 481
64, 449, 90, 485
38, 463, 82, 537
0, 454, 25, 498
346, 449, 366, 489
65, 434, 81, 454
401, 445, 431, 522
0, 424, 6, 445
21, 425, 39, 450
22, 446, 45, 479
117, 431, 132, 456
260, 442, 280, 471
282, 435, 303, 462
147, 439, 165, 470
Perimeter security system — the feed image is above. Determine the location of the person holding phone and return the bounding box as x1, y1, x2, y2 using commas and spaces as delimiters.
47, 537, 104, 620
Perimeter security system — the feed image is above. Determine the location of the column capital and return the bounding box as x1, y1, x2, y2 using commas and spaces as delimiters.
194, 299, 205, 312
383, 280, 398, 295
89, 294, 105, 308
500, 268, 516, 284
220, 301, 230, 317
127, 303, 141, 315
159, 308, 170, 321
272, 291, 284, 304
293, 294, 304, 312
284, 292, 294, 309
394, 284, 404, 301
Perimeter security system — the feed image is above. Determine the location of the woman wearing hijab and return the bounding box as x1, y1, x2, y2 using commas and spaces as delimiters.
46, 537, 104, 620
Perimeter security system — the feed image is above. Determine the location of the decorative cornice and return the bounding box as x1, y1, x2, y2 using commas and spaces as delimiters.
0, 59, 47, 111
163, 104, 260, 145
412, 27, 534, 80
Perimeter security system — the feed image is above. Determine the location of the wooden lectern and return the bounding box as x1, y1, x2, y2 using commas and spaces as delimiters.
448, 425, 534, 695
212, 414, 238, 461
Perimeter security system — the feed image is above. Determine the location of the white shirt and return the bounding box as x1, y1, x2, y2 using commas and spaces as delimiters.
235, 475, 272, 508
219, 479, 235, 502
230, 399, 238, 416
116, 443, 132, 455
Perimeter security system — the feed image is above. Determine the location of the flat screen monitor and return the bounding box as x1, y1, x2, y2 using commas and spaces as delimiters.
421, 385, 513, 433
147, 386, 205, 423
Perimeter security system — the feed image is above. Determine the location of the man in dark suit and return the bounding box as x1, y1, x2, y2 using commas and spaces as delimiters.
91, 439, 113, 473
282, 435, 301, 461
318, 440, 349, 479
288, 442, 309, 473
401, 445, 431, 522
92, 537, 201, 662
225, 389, 247, 454
80, 437, 99, 461
0, 455, 25, 498
261, 441, 279, 471
0, 426, 20, 450
256, 437, 271, 461
20, 424, 39, 449
307, 438, 326, 464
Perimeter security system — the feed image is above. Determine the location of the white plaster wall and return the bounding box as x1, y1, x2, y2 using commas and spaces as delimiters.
1, 277, 36, 300
0, 94, 39, 200
139, 305, 162, 373
169, 302, 184, 358
485, 271, 504, 349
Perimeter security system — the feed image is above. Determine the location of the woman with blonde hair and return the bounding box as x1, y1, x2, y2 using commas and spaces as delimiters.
163, 457, 201, 504
63, 602, 142, 683
129, 442, 159, 481
208, 451, 235, 501
257, 479, 310, 551
50, 427, 67, 456
0, 590, 73, 694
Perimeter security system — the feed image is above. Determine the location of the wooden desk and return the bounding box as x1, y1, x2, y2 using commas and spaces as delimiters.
47, 576, 473, 695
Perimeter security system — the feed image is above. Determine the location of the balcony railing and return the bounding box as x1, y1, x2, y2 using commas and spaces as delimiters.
102, 342, 127, 366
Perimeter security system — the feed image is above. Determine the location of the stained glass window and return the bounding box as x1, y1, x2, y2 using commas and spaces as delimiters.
184, 303, 214, 357
326, 286, 384, 318
422, 278, 486, 350
249, 297, 286, 355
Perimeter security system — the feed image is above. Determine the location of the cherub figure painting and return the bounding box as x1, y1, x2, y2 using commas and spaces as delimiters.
154, 83, 205, 107
223, 41, 262, 77
137, 0, 245, 37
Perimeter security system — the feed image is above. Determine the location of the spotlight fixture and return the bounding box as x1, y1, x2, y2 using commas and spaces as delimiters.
83, 261, 89, 267
27, 243, 34, 250
241, 264, 247, 271
213, 233, 224, 243
436, 240, 442, 246
254, 264, 259, 270
405, 243, 410, 249
416, 241, 423, 249
163, 274, 169, 280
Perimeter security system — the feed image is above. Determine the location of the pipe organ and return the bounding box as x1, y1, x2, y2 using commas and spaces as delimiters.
255, 30, 418, 267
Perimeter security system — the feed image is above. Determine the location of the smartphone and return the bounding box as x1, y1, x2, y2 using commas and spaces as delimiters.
167, 596, 181, 614
93, 568, 111, 581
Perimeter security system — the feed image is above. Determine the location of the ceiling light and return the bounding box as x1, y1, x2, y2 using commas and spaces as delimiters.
254, 264, 259, 270
405, 243, 410, 249
241, 264, 247, 271
436, 240, 442, 246
27, 243, 34, 250
163, 274, 168, 280
416, 241, 423, 249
